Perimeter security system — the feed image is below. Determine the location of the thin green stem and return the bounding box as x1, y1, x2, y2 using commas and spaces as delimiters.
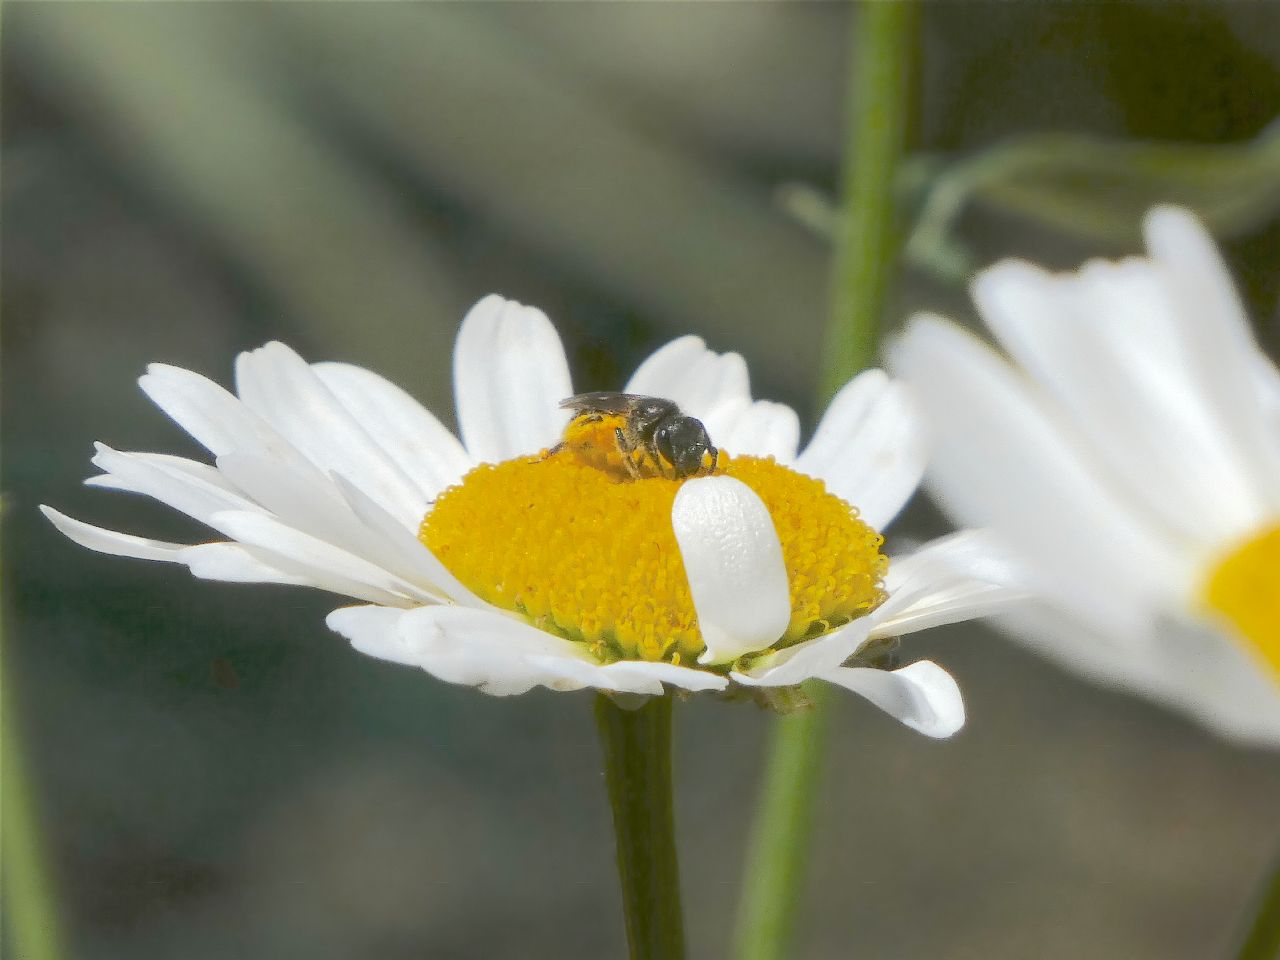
733, 682, 832, 960
1233, 852, 1280, 960
2, 604, 68, 959
735, 5, 919, 959
820, 0, 919, 404
595, 694, 685, 960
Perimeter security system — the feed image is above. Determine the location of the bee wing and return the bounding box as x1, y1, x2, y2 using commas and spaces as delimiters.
558, 391, 642, 414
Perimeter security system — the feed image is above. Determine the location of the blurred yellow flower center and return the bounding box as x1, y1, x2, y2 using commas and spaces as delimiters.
420, 452, 887, 665
1203, 524, 1280, 672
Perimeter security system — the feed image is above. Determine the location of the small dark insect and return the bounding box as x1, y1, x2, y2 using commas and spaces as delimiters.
551, 391, 720, 481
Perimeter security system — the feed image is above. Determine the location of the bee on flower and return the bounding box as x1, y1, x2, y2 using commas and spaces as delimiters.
44, 295, 1016, 737
549, 392, 721, 481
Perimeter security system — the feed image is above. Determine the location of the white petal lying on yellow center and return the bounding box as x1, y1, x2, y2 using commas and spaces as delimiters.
671, 476, 792, 666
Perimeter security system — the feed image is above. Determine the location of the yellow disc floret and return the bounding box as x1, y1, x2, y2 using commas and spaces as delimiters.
1203, 523, 1280, 672
420, 452, 887, 665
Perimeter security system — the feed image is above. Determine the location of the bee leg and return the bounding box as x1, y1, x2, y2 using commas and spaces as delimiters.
615, 427, 643, 480
533, 440, 566, 463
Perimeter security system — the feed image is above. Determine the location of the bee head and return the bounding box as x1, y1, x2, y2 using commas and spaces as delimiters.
653, 416, 716, 478
632, 398, 675, 440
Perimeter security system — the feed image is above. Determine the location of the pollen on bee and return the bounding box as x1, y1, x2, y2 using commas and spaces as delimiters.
553, 414, 639, 480
420, 452, 888, 664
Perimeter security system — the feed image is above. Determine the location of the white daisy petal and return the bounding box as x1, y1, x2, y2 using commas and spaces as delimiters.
873, 583, 1017, 639
41, 506, 189, 562
214, 452, 376, 550
795, 370, 925, 530
401, 604, 732, 696
138, 363, 275, 459
40, 506, 336, 595
332, 601, 732, 697
710, 400, 801, 463
329, 604, 596, 696
324, 604, 421, 666
177, 542, 315, 587
91, 443, 263, 525
542, 659, 727, 695
595, 660, 730, 693
235, 342, 429, 529
453, 294, 573, 464
794, 368, 886, 477
519, 656, 612, 693
733, 533, 1024, 686
1255, 354, 1280, 433
207, 510, 426, 607
671, 476, 790, 665
211, 452, 464, 606
624, 334, 751, 420
312, 361, 473, 500
891, 314, 1189, 635
820, 661, 965, 738
328, 473, 487, 609
85, 452, 243, 495
972, 255, 1265, 541
869, 529, 1026, 638
731, 618, 874, 688
1144, 205, 1280, 510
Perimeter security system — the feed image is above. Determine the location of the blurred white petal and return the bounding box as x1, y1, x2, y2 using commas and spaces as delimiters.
894, 205, 1280, 742
974, 254, 1266, 542
1145, 206, 1280, 511
891, 314, 1189, 638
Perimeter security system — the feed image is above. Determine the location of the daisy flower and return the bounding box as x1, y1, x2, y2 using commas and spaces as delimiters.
44, 295, 1011, 737
891, 206, 1280, 745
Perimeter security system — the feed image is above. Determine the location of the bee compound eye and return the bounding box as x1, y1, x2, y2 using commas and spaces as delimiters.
656, 417, 712, 476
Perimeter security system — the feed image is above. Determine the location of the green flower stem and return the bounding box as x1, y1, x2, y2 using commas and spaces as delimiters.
735, 5, 919, 960
821, 0, 920, 402
2, 615, 67, 959
595, 693, 685, 960
733, 681, 832, 960
1233, 852, 1280, 960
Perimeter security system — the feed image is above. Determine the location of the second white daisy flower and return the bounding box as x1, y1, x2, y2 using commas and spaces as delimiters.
892, 206, 1280, 745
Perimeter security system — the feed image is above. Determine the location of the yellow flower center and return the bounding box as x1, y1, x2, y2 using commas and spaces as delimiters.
1202, 523, 1280, 671
420, 451, 887, 665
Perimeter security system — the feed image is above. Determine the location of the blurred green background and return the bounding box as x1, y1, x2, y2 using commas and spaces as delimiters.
7, 3, 1280, 958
